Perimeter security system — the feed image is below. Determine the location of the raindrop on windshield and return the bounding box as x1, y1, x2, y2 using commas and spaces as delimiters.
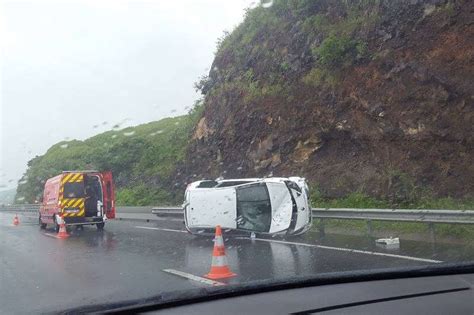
60, 144, 68, 149
16, 196, 25, 201
261, 0, 273, 8
149, 130, 164, 136
111, 134, 118, 139
248, 1, 258, 9
123, 131, 135, 136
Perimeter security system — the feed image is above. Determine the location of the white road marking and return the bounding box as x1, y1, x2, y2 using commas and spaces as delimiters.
163, 269, 225, 286
42, 233, 61, 239
135, 225, 442, 264
241, 237, 443, 264
135, 226, 187, 233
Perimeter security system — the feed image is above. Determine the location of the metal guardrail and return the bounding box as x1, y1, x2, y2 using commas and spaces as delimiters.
312, 208, 474, 224
151, 207, 182, 217
0, 204, 39, 213
151, 207, 474, 225
0, 205, 156, 214
3, 205, 474, 225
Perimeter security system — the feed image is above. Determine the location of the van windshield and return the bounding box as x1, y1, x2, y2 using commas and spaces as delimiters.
236, 184, 271, 232
63, 182, 85, 198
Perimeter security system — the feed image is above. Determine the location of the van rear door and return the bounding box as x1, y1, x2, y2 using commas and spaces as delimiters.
102, 171, 115, 219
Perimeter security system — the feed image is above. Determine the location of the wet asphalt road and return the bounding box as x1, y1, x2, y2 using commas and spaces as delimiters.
1, 212, 473, 314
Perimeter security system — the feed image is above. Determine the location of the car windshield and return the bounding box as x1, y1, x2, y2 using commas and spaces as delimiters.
236, 184, 272, 232
1, 0, 473, 313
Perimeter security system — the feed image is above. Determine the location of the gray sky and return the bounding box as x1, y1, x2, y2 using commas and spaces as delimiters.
1, 0, 254, 190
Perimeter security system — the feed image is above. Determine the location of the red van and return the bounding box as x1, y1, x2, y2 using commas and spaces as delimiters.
39, 171, 115, 232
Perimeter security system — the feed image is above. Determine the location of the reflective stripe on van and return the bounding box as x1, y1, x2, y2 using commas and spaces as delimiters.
61, 198, 85, 217
61, 173, 83, 183
60, 173, 85, 217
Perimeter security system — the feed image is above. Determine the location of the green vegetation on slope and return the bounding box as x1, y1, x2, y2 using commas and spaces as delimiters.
16, 105, 203, 205
310, 191, 474, 239
200, 0, 379, 100
310, 191, 474, 210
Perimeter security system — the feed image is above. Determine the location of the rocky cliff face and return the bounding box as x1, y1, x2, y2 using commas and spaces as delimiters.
179, 0, 473, 201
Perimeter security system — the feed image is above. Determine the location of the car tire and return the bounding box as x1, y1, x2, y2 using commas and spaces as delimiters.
39, 216, 47, 229
96, 222, 105, 230
53, 216, 60, 233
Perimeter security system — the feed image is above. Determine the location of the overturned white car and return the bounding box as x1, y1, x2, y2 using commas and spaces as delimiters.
183, 177, 312, 236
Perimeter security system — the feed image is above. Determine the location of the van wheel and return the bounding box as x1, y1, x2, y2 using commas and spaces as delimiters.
39, 216, 47, 229
96, 222, 105, 230
53, 216, 60, 233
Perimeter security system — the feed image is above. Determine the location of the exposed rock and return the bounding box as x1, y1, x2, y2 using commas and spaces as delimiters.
193, 117, 213, 140
290, 136, 323, 163
180, 0, 474, 199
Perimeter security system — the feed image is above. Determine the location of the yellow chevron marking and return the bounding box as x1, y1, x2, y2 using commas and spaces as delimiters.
72, 199, 83, 208
70, 173, 83, 183
62, 173, 74, 183
69, 173, 79, 182
66, 199, 76, 207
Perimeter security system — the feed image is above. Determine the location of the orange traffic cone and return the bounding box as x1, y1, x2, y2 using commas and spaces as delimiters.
13, 214, 19, 226
204, 225, 236, 280
57, 216, 69, 239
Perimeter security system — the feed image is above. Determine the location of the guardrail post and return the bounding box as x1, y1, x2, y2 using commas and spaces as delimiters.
318, 218, 325, 237
428, 222, 436, 244
366, 220, 373, 238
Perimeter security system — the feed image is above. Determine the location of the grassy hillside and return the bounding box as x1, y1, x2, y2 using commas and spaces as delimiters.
16, 105, 202, 205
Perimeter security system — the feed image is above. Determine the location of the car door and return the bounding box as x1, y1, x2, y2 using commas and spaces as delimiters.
102, 171, 115, 219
